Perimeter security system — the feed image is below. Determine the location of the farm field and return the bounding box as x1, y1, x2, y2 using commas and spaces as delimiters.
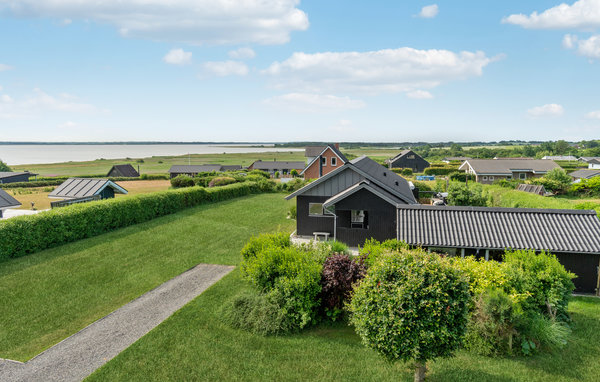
12, 151, 306, 177
0, 193, 294, 361
5, 180, 171, 210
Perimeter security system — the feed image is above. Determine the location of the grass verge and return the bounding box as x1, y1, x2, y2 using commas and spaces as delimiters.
0, 193, 293, 361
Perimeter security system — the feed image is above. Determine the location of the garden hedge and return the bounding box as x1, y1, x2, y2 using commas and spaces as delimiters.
0, 182, 263, 260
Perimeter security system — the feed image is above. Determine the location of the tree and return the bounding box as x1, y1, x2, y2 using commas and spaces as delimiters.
350, 250, 471, 382
554, 140, 570, 155
0, 159, 11, 172
447, 183, 487, 206
290, 169, 299, 177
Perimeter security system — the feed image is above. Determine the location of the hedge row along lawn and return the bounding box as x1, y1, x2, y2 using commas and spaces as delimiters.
0, 193, 294, 361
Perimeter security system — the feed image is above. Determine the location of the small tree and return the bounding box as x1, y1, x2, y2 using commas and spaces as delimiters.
290, 169, 299, 177
350, 250, 470, 382
447, 183, 487, 206
0, 159, 11, 172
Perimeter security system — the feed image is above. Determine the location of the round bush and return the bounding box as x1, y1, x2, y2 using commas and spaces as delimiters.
208, 176, 237, 188
170, 175, 195, 188
349, 250, 470, 380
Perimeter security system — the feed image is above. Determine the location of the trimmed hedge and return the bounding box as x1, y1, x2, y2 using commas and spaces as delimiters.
0, 182, 263, 261
1, 174, 169, 189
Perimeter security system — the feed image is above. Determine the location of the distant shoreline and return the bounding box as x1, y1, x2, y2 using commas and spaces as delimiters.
0, 142, 279, 146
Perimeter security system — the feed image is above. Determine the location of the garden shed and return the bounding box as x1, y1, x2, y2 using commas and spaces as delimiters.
107, 164, 140, 178
49, 178, 128, 205
0, 189, 21, 218
0, 171, 37, 184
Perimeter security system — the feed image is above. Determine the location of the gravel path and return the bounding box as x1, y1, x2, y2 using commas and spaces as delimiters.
0, 263, 234, 382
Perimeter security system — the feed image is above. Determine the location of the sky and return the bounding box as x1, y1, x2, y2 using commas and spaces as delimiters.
0, 0, 600, 143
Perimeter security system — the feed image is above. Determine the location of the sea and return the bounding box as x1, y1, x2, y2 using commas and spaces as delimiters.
0, 144, 303, 166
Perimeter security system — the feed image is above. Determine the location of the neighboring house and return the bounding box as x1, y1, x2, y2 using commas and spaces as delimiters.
286, 156, 418, 246
588, 159, 600, 170
247, 160, 305, 176
0, 189, 21, 218
305, 145, 326, 164
0, 171, 37, 184
442, 157, 471, 163
301, 144, 349, 179
516, 184, 547, 196
541, 155, 578, 161
395, 205, 600, 293
49, 178, 128, 207
107, 164, 140, 178
579, 156, 600, 163
458, 159, 559, 184
386, 150, 430, 172
569, 169, 600, 181
168, 164, 242, 178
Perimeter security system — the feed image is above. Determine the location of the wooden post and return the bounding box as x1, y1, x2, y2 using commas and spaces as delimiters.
414, 361, 426, 382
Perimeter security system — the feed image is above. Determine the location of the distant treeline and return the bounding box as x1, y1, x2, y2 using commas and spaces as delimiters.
275, 141, 544, 149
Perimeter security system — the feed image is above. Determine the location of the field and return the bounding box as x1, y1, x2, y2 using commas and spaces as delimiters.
12, 151, 306, 177
5, 180, 171, 210
1, 192, 599, 381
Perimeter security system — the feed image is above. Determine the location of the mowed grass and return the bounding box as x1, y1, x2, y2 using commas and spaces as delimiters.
88, 271, 600, 382
5, 180, 171, 210
0, 193, 294, 361
13, 151, 305, 176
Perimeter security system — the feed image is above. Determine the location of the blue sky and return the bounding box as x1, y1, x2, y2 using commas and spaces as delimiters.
0, 0, 599, 142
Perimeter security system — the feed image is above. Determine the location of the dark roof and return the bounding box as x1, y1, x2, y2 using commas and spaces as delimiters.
397, 205, 600, 254
250, 161, 305, 171
221, 165, 242, 171
328, 145, 348, 163
169, 165, 224, 173
579, 157, 600, 162
443, 157, 471, 161
569, 169, 600, 179
588, 158, 600, 165
459, 159, 559, 175
388, 149, 416, 162
0, 189, 21, 209
305, 146, 326, 157
107, 164, 139, 177
0, 171, 37, 180
49, 178, 128, 199
516, 184, 546, 194
542, 155, 578, 161
287, 156, 417, 204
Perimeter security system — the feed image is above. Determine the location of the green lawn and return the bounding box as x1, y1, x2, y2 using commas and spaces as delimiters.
13, 151, 306, 176
0, 193, 294, 361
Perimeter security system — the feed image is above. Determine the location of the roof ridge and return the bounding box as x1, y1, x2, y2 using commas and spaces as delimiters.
396, 204, 597, 215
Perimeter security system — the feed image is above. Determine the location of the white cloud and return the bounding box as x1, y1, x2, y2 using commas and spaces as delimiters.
527, 103, 564, 117
263, 93, 366, 113
563, 34, 600, 58
330, 119, 356, 133
0, 64, 13, 71
585, 110, 600, 119
264, 48, 497, 96
228, 47, 256, 60
503, 0, 600, 29
0, 88, 101, 119
201, 61, 249, 77
1, 94, 13, 103
419, 4, 439, 19
563, 34, 577, 49
406, 90, 434, 99
0, 0, 309, 45
163, 48, 192, 65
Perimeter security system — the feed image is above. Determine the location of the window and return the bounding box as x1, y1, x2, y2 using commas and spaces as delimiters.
519, 173, 526, 180
321, 157, 327, 166
482, 176, 488, 181
408, 155, 415, 159
351, 210, 368, 229
309, 203, 324, 216
489, 176, 494, 181
507, 175, 512, 180
331, 157, 337, 166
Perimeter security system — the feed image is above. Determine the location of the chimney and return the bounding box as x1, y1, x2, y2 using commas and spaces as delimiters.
335, 143, 340, 149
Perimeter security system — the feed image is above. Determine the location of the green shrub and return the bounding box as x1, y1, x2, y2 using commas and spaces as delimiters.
447, 183, 488, 206
222, 291, 286, 335
412, 180, 432, 192
240, 232, 290, 262
530, 168, 571, 194
0, 182, 262, 261
290, 169, 299, 177
208, 176, 237, 187
449, 171, 475, 182
241, 245, 323, 332
571, 176, 600, 196
248, 170, 270, 179
424, 165, 457, 175
496, 178, 521, 188
170, 175, 195, 188
0, 159, 10, 172
400, 168, 413, 176
288, 205, 297, 219
349, 249, 471, 381
279, 178, 309, 193
274, 171, 280, 178
328, 240, 350, 255
358, 238, 410, 268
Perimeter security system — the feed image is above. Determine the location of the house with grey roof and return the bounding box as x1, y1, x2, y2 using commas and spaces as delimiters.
107, 164, 140, 178
286, 155, 418, 245
588, 158, 600, 169
541, 155, 578, 161
302, 144, 349, 179
459, 159, 559, 184
168, 164, 242, 178
579, 156, 600, 163
0, 171, 37, 184
49, 178, 128, 207
0, 189, 21, 218
569, 168, 600, 181
247, 160, 305, 177
386, 149, 430, 172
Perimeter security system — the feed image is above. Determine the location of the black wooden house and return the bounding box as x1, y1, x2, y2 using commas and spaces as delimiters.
386, 149, 430, 172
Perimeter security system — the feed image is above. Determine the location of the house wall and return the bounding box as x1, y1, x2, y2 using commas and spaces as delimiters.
0, 173, 32, 184
303, 147, 344, 179
296, 195, 335, 236
475, 175, 511, 184
333, 188, 398, 246
555, 252, 599, 294
390, 151, 430, 172
99, 187, 115, 199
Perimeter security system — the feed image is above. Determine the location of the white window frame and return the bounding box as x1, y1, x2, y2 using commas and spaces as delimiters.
308, 203, 324, 216
321, 157, 327, 166
489, 176, 494, 181
519, 173, 526, 180
482, 176, 488, 181
331, 157, 337, 166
